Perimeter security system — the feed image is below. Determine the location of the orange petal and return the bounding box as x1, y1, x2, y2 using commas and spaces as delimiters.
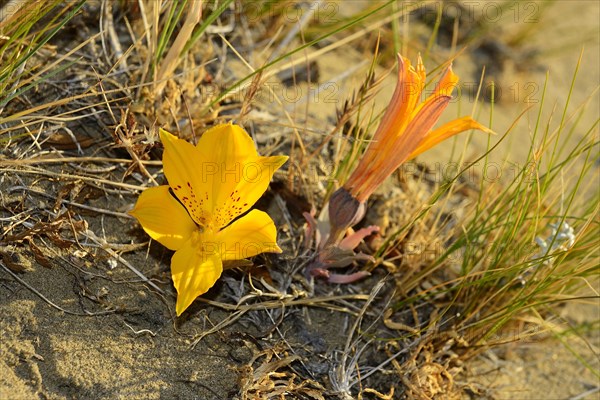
413, 64, 458, 120
384, 55, 426, 134
354, 94, 452, 202
399, 56, 425, 119
351, 54, 413, 186
369, 54, 409, 146
129, 185, 197, 251
415, 53, 426, 86
399, 94, 453, 156
408, 117, 494, 160
432, 64, 459, 98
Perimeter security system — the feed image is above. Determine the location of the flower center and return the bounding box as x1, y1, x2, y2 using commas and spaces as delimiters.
190, 227, 220, 259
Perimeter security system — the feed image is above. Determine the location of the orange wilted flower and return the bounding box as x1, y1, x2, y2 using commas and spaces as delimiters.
309, 55, 492, 282
349, 54, 492, 200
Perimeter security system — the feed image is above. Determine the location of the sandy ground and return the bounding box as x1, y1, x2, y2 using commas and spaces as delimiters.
1, 1, 599, 399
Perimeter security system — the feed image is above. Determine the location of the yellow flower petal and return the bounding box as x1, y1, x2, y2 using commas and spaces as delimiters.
171, 232, 223, 316
195, 124, 258, 219
161, 124, 288, 230
408, 116, 495, 160
195, 122, 258, 162
160, 128, 214, 226
129, 186, 197, 251
217, 209, 282, 261
196, 124, 287, 228
212, 155, 288, 228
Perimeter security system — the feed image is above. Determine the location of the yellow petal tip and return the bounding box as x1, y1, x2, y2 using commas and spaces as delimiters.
159, 128, 178, 145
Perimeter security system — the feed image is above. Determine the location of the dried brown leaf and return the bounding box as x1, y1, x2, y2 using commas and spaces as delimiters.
28, 240, 52, 268
0, 250, 29, 272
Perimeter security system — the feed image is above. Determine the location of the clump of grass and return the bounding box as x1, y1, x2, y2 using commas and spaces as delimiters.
0, 0, 87, 139
0, 1, 85, 108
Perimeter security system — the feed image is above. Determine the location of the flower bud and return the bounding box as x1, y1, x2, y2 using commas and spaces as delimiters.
326, 187, 366, 245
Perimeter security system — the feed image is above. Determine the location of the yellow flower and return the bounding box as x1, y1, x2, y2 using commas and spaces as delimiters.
345, 54, 493, 203
130, 123, 288, 315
